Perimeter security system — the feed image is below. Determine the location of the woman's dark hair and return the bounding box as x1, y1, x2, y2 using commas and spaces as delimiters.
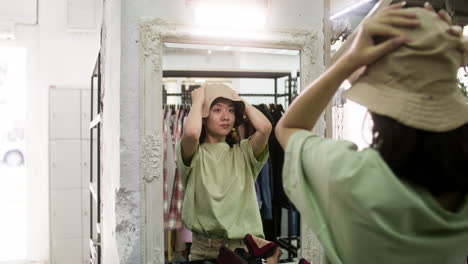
370, 112, 468, 195
199, 98, 245, 147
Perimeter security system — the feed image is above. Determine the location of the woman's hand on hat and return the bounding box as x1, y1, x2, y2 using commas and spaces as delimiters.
191, 84, 206, 105
462, 37, 468, 56
344, 1, 420, 69
447, 26, 468, 59
424, 2, 468, 63
423, 2, 453, 25
423, 2, 465, 40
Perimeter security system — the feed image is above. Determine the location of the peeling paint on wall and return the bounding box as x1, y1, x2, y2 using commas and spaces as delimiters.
116, 188, 141, 264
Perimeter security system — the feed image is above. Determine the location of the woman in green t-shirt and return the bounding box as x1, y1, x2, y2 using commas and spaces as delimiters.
275, 3, 468, 264
177, 83, 272, 260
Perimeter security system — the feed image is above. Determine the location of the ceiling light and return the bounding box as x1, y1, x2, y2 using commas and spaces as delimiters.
194, 2, 266, 30
191, 28, 268, 40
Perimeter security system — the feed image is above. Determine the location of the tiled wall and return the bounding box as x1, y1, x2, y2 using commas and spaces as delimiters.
49, 88, 94, 264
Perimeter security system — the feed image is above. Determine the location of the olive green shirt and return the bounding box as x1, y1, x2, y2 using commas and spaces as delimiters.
177, 139, 269, 239
283, 130, 468, 264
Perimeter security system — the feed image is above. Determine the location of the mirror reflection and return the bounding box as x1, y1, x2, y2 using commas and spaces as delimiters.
161, 43, 301, 262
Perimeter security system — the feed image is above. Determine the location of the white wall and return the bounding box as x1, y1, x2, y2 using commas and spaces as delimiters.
0, 0, 37, 24
120, 0, 325, 263
49, 88, 91, 264
41, 0, 101, 262
1, 0, 101, 262
101, 0, 122, 262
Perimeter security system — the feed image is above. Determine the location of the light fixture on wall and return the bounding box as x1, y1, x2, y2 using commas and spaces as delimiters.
331, 0, 372, 20
189, 0, 267, 30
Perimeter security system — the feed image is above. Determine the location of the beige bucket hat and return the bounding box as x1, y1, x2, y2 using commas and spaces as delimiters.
201, 83, 245, 125
343, 8, 468, 132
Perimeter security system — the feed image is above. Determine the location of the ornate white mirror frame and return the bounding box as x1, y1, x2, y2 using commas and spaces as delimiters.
139, 18, 327, 264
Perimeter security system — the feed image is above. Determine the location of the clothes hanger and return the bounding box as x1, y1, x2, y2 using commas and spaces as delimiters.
278, 104, 284, 114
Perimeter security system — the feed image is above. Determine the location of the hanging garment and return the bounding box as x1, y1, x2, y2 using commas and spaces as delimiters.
167, 107, 185, 230
180, 225, 193, 243
259, 160, 273, 220
267, 105, 291, 208
255, 181, 263, 210
163, 108, 176, 229
166, 110, 177, 222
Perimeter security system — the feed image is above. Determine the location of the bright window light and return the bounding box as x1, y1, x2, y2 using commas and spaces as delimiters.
0, 46, 27, 261
464, 26, 468, 36
194, 2, 266, 30
331, 0, 372, 20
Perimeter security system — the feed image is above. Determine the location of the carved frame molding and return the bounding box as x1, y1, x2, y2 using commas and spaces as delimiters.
139, 18, 327, 263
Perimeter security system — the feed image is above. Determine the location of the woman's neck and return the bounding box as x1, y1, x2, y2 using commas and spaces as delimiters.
204, 133, 226, 144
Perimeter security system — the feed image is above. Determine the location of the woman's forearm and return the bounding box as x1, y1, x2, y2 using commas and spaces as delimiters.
243, 101, 272, 135
280, 58, 355, 129
275, 56, 356, 146
183, 102, 203, 140
180, 101, 203, 163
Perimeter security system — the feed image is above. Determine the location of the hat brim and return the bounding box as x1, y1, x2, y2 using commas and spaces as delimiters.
343, 78, 468, 132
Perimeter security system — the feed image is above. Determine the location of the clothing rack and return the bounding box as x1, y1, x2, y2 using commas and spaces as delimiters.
275, 203, 300, 261
163, 69, 296, 106
162, 69, 300, 262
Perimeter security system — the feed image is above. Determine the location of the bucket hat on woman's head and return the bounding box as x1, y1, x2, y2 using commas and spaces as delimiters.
201, 83, 246, 126
343, 7, 468, 132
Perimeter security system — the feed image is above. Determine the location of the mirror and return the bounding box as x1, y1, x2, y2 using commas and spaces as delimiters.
162, 43, 299, 262
139, 18, 328, 264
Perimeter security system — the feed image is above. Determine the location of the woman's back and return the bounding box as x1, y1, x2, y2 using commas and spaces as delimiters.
282, 130, 468, 264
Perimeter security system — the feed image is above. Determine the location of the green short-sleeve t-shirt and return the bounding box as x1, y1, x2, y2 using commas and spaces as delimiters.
283, 130, 468, 264
176, 139, 269, 239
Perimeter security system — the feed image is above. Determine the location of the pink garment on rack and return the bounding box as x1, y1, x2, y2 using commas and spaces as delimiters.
167, 108, 184, 230
167, 170, 183, 229
166, 112, 177, 213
